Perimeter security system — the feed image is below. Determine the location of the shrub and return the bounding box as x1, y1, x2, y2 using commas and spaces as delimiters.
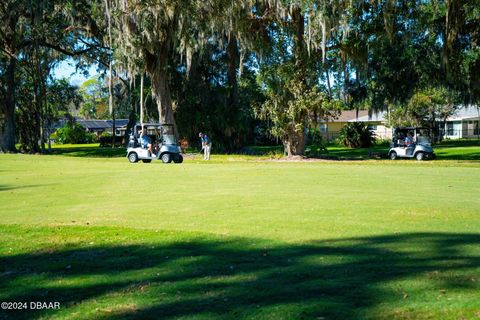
305, 145, 327, 158
100, 131, 112, 139
375, 138, 391, 146
266, 149, 284, 159
99, 133, 124, 147
49, 131, 58, 142
338, 122, 375, 148
54, 123, 95, 144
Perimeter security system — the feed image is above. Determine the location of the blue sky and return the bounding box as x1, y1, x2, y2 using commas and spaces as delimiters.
53, 58, 99, 86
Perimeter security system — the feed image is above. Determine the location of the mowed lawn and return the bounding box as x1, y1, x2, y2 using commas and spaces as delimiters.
1, 152, 480, 319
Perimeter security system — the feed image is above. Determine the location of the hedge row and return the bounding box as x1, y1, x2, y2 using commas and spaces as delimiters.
99, 135, 125, 147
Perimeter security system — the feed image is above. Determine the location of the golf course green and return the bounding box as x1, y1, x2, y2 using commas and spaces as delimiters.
1, 149, 479, 319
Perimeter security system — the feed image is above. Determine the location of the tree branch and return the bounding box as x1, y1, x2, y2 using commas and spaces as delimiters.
39, 41, 100, 56
0, 47, 16, 59
0, 28, 7, 41
93, 57, 129, 87
78, 37, 110, 51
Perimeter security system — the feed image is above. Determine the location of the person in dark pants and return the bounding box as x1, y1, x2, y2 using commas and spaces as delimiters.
198, 132, 211, 160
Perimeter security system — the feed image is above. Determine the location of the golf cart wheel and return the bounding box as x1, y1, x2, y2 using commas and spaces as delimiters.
173, 154, 183, 164
161, 153, 172, 164
128, 152, 138, 163
389, 151, 397, 160
142, 159, 152, 163
415, 152, 425, 161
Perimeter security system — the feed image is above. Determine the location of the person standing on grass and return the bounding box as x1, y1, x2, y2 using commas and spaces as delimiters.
198, 132, 211, 160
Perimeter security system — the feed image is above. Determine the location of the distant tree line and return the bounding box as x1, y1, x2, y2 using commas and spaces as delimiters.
1, 0, 479, 155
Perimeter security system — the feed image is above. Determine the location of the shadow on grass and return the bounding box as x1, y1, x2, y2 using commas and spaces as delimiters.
436, 152, 480, 161
50, 147, 126, 158
317, 146, 389, 160
0, 184, 53, 192
246, 145, 391, 160
1, 232, 479, 319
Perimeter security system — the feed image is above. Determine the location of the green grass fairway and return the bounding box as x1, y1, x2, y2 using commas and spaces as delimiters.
1, 153, 480, 319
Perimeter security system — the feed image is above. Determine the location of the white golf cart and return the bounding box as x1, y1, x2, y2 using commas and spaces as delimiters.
389, 127, 435, 161
126, 123, 183, 164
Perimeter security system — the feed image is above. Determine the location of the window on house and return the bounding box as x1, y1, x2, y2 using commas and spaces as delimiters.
320, 123, 327, 133
447, 122, 454, 135
368, 124, 377, 131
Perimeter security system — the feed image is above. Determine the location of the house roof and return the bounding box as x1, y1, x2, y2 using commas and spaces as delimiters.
77, 120, 110, 130
446, 105, 480, 121
77, 119, 130, 130
329, 110, 386, 123
348, 111, 388, 122
332, 110, 369, 122
107, 119, 130, 128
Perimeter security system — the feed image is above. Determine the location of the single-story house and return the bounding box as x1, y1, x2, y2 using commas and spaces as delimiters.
441, 106, 480, 139
320, 106, 480, 141
347, 111, 391, 140
76, 119, 130, 136
320, 110, 391, 141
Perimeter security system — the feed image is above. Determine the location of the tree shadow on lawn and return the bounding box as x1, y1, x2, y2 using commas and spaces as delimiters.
1, 232, 479, 319
435, 150, 480, 161
0, 184, 53, 192
50, 146, 125, 158
317, 147, 388, 160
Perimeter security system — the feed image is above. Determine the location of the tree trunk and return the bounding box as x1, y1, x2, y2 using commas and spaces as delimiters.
112, 109, 116, 148
343, 56, 349, 102
32, 81, 41, 154
40, 125, 46, 153
285, 127, 305, 157
292, 7, 305, 71
225, 33, 240, 150
39, 62, 47, 154
443, 0, 462, 79
140, 73, 144, 125
325, 68, 332, 97
145, 45, 177, 135
125, 108, 136, 147
0, 59, 17, 153
151, 64, 175, 126
227, 34, 238, 110
441, 117, 448, 142
48, 129, 52, 152
287, 7, 307, 156
431, 111, 437, 142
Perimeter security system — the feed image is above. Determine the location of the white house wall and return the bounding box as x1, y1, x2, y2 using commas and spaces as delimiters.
372, 125, 392, 139
444, 121, 463, 139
